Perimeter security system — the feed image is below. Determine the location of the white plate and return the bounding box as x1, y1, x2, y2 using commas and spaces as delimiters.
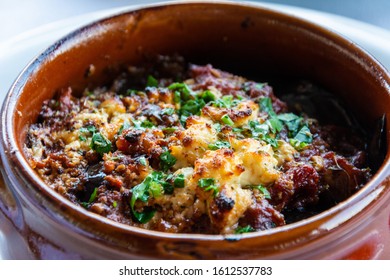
0, 2, 389, 259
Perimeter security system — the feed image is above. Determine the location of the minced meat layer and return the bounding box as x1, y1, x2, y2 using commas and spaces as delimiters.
25, 56, 371, 234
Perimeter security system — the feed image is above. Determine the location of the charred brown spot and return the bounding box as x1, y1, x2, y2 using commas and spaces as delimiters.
124, 130, 142, 143
182, 136, 193, 146
209, 190, 235, 223
222, 149, 234, 157
230, 108, 252, 121
215, 193, 235, 211
236, 164, 245, 173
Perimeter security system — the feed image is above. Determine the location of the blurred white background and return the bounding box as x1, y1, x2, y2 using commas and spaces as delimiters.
0, 0, 389, 43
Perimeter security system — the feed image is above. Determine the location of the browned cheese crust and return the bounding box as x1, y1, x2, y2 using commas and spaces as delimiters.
25, 57, 371, 234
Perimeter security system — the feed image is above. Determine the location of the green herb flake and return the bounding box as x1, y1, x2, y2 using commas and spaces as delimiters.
80, 125, 97, 134
180, 99, 206, 117
252, 185, 271, 199
141, 119, 155, 129
180, 115, 188, 127
161, 181, 174, 195
161, 107, 175, 115
294, 126, 313, 144
208, 140, 231, 150
262, 134, 279, 148
255, 83, 266, 90
88, 187, 98, 203
235, 225, 255, 234
117, 120, 131, 135
232, 127, 244, 133
211, 95, 242, 109
174, 174, 185, 188
138, 156, 147, 166
173, 91, 181, 104
213, 123, 222, 133
90, 132, 112, 155
198, 178, 219, 196
277, 113, 302, 136
130, 174, 156, 223
146, 75, 159, 87
168, 82, 193, 100
149, 181, 163, 198
259, 97, 277, 117
132, 119, 155, 130
160, 150, 177, 171
248, 120, 279, 148
221, 114, 234, 126
112, 201, 118, 208
126, 89, 138, 96
162, 127, 178, 134
79, 135, 87, 142
267, 117, 283, 133
289, 138, 309, 151
199, 90, 216, 103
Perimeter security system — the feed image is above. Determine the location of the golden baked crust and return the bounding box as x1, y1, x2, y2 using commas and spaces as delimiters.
25, 58, 371, 234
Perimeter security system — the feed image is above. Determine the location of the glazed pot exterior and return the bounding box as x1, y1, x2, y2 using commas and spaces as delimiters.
0, 1, 389, 259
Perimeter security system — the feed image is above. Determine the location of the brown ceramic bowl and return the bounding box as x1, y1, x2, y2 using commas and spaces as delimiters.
0, 1, 389, 259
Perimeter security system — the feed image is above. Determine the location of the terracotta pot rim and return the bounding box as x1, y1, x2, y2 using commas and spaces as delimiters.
1, 0, 390, 244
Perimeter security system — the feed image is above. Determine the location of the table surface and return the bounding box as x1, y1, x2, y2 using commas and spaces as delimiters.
0, 0, 389, 44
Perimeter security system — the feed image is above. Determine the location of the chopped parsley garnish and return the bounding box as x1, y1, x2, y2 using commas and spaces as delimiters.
235, 225, 255, 234
213, 123, 222, 132
149, 181, 164, 198
289, 139, 309, 150
259, 97, 277, 117
168, 82, 194, 101
161, 107, 175, 115
288, 126, 312, 150
89, 187, 98, 203
159, 150, 177, 171
130, 179, 156, 223
140, 119, 155, 128
126, 89, 138, 96
221, 114, 234, 126
117, 120, 131, 135
208, 140, 231, 150
130, 171, 173, 223
294, 125, 313, 143
90, 132, 112, 155
168, 82, 212, 125
259, 98, 283, 133
212, 95, 235, 108
252, 185, 271, 199
255, 83, 265, 90
79, 135, 87, 142
198, 178, 219, 196
80, 125, 97, 134
138, 156, 147, 166
199, 90, 216, 103
132, 118, 155, 130
173, 91, 181, 104
180, 99, 206, 117
112, 201, 118, 208
248, 120, 278, 147
173, 174, 185, 188
277, 113, 303, 137
267, 117, 283, 133
146, 75, 159, 87
162, 127, 178, 134
80, 187, 98, 208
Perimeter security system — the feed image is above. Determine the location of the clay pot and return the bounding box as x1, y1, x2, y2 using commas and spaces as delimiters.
0, 1, 389, 259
